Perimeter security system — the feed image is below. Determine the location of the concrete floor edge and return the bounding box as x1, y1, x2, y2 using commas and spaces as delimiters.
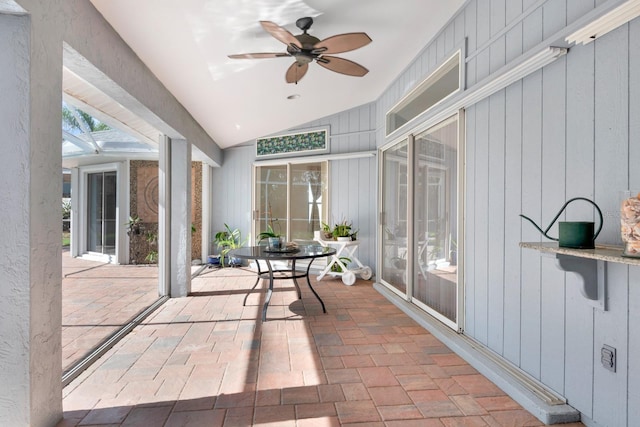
579, 412, 606, 427
373, 282, 582, 425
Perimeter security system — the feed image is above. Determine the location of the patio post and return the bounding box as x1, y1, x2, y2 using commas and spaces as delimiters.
0, 3, 64, 426
159, 137, 192, 297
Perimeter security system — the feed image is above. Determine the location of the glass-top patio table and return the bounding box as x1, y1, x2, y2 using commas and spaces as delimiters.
229, 244, 336, 321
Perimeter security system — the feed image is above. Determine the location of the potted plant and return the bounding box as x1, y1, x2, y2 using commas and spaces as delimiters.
332, 220, 353, 241
126, 215, 143, 236
214, 223, 248, 267
145, 231, 158, 263
321, 222, 333, 240
257, 224, 284, 250
331, 256, 351, 272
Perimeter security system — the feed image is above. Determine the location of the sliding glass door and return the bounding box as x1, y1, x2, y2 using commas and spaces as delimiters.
379, 112, 463, 329
255, 165, 289, 238
380, 140, 408, 295
254, 162, 328, 242
413, 115, 459, 324
87, 171, 117, 255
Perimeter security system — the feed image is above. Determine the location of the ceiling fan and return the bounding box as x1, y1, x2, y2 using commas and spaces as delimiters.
228, 17, 372, 84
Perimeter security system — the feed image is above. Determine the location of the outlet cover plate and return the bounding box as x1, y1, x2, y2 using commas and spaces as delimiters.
601, 345, 616, 372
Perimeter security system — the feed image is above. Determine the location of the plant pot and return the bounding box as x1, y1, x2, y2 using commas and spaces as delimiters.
337, 236, 351, 242
229, 256, 243, 267
207, 255, 220, 265
268, 236, 285, 250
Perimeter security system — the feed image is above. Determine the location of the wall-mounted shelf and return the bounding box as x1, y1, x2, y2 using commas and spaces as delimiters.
517, 242, 640, 311
520, 242, 640, 266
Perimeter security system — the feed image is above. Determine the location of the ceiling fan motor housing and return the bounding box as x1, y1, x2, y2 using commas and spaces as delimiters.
288, 33, 321, 64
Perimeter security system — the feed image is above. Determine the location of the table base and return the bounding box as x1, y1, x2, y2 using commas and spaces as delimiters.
243, 259, 326, 321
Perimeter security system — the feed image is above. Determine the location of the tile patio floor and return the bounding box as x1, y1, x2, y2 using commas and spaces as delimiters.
58, 265, 585, 426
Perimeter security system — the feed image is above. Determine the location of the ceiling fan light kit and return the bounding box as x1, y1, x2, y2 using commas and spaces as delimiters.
228, 17, 371, 84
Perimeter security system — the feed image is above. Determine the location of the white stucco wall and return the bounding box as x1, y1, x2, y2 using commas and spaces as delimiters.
0, 12, 33, 426
0, 2, 64, 425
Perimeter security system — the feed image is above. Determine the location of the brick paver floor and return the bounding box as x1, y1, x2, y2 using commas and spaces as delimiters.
57, 266, 585, 426
62, 249, 159, 371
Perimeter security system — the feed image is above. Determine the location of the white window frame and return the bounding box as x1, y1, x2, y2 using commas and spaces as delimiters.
378, 110, 465, 332
74, 161, 128, 264
386, 46, 465, 138
251, 159, 330, 242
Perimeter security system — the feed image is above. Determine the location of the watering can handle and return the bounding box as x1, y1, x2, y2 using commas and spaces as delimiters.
556, 197, 603, 239
519, 197, 604, 241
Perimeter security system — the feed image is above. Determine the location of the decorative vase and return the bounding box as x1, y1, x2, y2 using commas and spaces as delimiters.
620, 191, 640, 257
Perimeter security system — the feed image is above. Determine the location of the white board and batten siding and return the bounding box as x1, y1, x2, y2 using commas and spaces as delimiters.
282, 104, 378, 271
375, 0, 640, 425
210, 145, 254, 243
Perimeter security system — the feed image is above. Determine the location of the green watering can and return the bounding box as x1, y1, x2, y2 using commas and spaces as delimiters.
520, 197, 603, 249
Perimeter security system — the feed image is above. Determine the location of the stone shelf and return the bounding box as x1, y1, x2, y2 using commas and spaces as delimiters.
520, 242, 640, 266
517, 242, 640, 311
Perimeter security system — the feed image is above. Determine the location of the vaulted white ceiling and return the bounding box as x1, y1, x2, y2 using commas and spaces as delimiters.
89, 0, 464, 149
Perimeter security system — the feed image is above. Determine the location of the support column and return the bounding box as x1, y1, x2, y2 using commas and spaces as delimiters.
201, 165, 212, 261
158, 137, 192, 297
0, 4, 63, 426
70, 167, 80, 257
158, 136, 171, 296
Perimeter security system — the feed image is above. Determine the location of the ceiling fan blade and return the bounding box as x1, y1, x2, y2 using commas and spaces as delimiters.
286, 62, 308, 84
316, 56, 369, 77
260, 21, 302, 49
228, 52, 290, 59
313, 32, 372, 54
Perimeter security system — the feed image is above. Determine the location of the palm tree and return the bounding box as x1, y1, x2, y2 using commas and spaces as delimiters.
62, 104, 110, 134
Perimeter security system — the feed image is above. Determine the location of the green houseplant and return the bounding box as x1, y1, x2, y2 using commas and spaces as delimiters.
144, 231, 158, 263
257, 225, 285, 250
331, 256, 352, 272
332, 220, 354, 241
126, 215, 143, 236
214, 224, 247, 267
319, 219, 358, 241
321, 222, 333, 240
257, 224, 280, 240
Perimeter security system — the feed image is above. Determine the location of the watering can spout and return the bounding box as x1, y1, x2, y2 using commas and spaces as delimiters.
518, 214, 558, 241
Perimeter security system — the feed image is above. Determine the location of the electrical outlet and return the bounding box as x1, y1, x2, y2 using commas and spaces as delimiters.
601, 345, 616, 372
